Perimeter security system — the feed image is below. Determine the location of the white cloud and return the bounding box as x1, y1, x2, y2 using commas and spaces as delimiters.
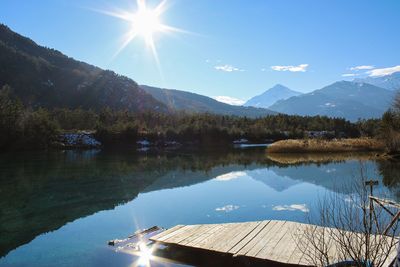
214, 64, 243, 72
215, 171, 247, 181
214, 96, 245, 106
342, 73, 357, 77
367, 65, 400, 77
215, 205, 240, 212
326, 168, 336, 173
271, 64, 308, 72
350, 65, 374, 71
272, 204, 309, 213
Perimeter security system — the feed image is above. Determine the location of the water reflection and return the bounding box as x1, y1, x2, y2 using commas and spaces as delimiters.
378, 159, 400, 198
0, 149, 400, 267
0, 148, 269, 257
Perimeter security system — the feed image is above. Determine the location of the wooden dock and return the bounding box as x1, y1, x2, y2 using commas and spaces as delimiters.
150, 220, 398, 266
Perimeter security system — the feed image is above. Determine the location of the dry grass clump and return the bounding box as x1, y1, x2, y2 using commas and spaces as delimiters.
266, 152, 378, 164
267, 138, 385, 153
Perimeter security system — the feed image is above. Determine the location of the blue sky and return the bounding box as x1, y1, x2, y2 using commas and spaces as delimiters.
1, 0, 400, 104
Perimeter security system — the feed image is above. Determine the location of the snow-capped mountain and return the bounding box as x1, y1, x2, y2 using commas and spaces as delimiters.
268, 81, 395, 121
354, 72, 400, 91
244, 84, 302, 108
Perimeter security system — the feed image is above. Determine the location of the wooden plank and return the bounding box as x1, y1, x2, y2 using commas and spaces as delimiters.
290, 224, 339, 266
246, 220, 289, 257
227, 221, 264, 254
235, 220, 283, 257
155, 225, 194, 242
179, 224, 217, 246
180, 224, 222, 247
385, 246, 398, 267
180, 224, 230, 249
286, 224, 314, 265
209, 222, 249, 252
326, 228, 340, 264
150, 225, 184, 241
261, 222, 297, 262
191, 223, 235, 250
150, 220, 398, 267
195, 223, 238, 250
163, 225, 202, 244
189, 224, 227, 248
257, 221, 298, 261
234, 221, 277, 255
203, 222, 253, 253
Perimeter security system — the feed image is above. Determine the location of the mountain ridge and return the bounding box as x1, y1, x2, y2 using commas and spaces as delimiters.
141, 85, 277, 117
244, 84, 302, 108
269, 81, 394, 121
0, 23, 277, 118
354, 72, 400, 91
0, 23, 396, 121
0, 24, 169, 113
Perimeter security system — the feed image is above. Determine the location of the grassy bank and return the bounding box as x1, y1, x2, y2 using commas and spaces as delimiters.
266, 152, 379, 164
267, 138, 385, 153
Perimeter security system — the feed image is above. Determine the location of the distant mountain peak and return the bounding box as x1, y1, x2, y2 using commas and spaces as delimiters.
354, 71, 400, 91
269, 81, 395, 121
244, 84, 302, 108
271, 84, 289, 89
266, 84, 294, 92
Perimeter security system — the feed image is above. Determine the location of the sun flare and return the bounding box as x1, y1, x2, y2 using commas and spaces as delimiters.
94, 0, 189, 77
136, 242, 154, 267
97, 0, 186, 65
119, 0, 168, 59
129, 1, 163, 45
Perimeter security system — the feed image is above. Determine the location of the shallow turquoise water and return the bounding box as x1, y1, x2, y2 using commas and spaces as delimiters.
0, 148, 399, 266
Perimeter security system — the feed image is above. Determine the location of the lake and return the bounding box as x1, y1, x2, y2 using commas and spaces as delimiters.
1, 148, 400, 267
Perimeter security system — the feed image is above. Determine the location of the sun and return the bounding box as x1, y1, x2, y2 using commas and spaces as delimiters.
98, 0, 183, 54
121, 0, 169, 52
95, 0, 188, 76
131, 7, 162, 44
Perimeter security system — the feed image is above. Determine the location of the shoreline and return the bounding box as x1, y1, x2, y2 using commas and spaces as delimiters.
267, 138, 385, 154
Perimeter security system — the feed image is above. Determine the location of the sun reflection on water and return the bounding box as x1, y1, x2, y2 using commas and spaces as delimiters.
135, 242, 154, 267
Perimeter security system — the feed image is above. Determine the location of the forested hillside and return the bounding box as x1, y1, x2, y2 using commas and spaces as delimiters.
141, 85, 276, 118
0, 24, 168, 112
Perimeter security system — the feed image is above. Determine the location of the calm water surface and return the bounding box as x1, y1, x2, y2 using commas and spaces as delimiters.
1, 148, 400, 267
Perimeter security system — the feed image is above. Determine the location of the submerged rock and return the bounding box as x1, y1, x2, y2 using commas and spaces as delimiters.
136, 140, 151, 146
58, 132, 101, 149
233, 139, 249, 144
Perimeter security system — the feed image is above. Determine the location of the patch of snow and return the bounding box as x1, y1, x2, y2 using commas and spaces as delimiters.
215, 171, 247, 181
324, 102, 336, 107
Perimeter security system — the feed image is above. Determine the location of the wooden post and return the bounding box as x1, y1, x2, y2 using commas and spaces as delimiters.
365, 180, 379, 261
365, 180, 379, 195
365, 180, 379, 213
365, 180, 378, 226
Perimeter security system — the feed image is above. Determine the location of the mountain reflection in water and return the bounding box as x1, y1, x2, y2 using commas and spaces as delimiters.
1, 148, 400, 267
